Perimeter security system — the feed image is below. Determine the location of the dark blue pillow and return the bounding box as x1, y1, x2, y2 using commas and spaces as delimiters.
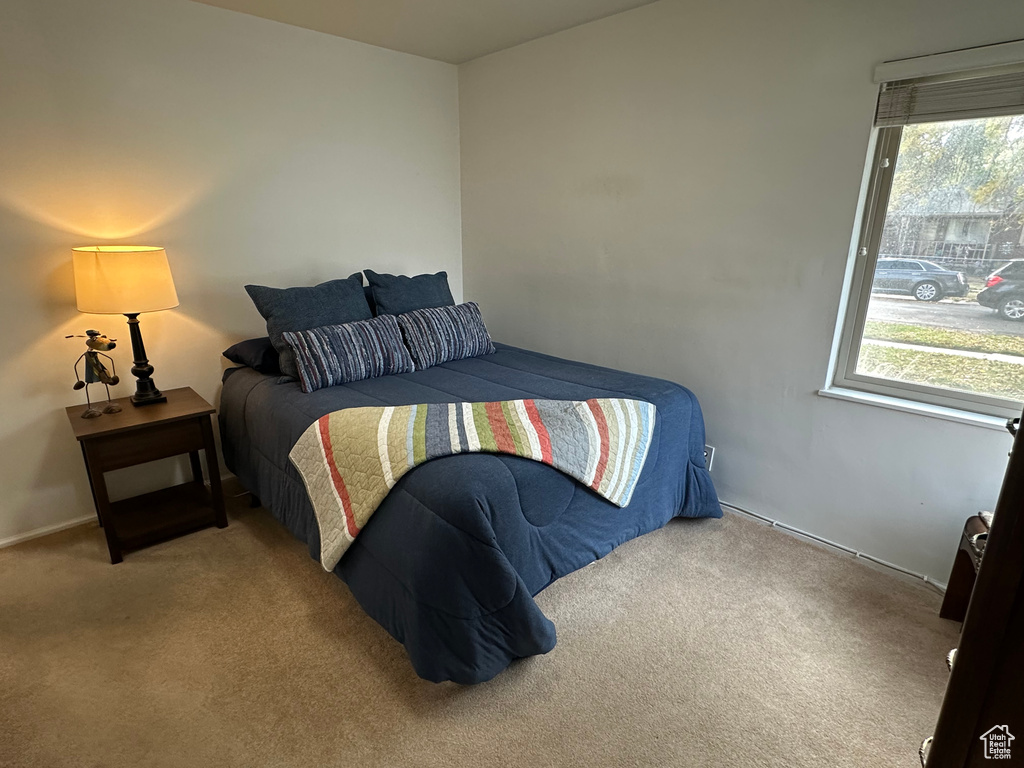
364, 269, 454, 316
245, 273, 372, 381
282, 315, 414, 393
363, 284, 377, 315
222, 337, 280, 375
397, 302, 495, 370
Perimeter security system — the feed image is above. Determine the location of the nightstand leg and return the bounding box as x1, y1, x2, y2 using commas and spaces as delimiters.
80, 443, 103, 528
188, 451, 204, 485
940, 543, 977, 622
83, 444, 123, 564
201, 417, 228, 529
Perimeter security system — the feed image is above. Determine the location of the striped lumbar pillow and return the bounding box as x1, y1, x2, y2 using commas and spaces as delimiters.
397, 301, 495, 370
282, 314, 414, 393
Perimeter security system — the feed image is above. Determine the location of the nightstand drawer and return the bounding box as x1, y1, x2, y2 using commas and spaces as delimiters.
87, 417, 205, 471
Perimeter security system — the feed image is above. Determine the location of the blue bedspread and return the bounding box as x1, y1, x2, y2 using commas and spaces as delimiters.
219, 343, 721, 683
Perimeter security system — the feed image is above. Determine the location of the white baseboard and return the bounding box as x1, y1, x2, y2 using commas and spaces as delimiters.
0, 514, 96, 550
720, 501, 948, 593
0, 473, 239, 552
2, 491, 948, 595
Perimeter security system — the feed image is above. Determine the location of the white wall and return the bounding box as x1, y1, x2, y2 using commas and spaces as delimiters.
0, 0, 461, 543
459, 0, 1024, 581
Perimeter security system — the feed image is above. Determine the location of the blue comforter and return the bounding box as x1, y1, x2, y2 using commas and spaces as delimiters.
219, 343, 721, 683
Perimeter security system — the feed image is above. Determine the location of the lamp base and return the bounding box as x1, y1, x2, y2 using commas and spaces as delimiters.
130, 391, 167, 407
124, 313, 167, 407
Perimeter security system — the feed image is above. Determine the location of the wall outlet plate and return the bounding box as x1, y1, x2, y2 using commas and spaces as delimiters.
704, 444, 715, 471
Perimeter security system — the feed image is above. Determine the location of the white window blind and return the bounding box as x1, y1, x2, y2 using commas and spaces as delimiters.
875, 69, 1024, 126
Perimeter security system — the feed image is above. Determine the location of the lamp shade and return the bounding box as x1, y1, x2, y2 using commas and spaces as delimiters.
72, 246, 179, 314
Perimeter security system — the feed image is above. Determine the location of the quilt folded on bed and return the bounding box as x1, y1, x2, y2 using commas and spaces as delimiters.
290, 398, 656, 570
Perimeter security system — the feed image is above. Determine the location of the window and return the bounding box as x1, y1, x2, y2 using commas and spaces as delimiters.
833, 62, 1024, 419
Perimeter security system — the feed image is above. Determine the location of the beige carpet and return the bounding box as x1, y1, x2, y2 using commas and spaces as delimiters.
0, 490, 957, 768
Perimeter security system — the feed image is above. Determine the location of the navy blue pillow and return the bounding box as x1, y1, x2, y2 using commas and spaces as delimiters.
245, 273, 373, 381
364, 269, 454, 316
363, 284, 377, 315
222, 337, 280, 375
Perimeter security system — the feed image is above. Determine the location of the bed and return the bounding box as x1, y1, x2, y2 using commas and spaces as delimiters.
219, 342, 721, 684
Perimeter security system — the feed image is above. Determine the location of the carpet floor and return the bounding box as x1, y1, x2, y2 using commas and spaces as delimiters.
0, 491, 957, 768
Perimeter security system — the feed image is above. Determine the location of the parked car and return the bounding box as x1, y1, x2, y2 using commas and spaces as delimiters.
871, 257, 969, 301
977, 260, 1024, 320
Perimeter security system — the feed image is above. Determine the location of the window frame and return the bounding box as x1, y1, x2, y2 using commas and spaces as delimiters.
831, 123, 1024, 421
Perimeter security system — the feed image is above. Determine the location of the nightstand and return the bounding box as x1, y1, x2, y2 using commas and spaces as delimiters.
65, 387, 227, 563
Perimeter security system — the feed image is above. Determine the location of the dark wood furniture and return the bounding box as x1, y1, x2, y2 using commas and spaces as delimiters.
939, 514, 990, 622
926, 416, 1024, 767
66, 387, 227, 564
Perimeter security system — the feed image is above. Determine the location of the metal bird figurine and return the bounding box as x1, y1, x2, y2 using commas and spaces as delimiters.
67, 330, 122, 419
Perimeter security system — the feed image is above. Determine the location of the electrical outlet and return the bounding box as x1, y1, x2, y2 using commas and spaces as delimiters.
704, 444, 715, 471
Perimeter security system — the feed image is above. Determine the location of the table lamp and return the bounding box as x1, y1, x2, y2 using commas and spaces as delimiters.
72, 245, 179, 406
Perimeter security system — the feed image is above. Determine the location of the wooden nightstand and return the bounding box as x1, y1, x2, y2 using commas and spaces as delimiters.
66, 387, 227, 563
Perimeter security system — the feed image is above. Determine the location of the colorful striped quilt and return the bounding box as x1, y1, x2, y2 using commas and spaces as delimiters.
289, 398, 657, 571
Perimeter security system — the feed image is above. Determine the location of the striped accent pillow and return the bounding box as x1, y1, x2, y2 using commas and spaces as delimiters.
282, 315, 414, 393
397, 302, 496, 370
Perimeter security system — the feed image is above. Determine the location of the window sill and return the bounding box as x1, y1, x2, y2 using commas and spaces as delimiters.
818, 387, 1010, 432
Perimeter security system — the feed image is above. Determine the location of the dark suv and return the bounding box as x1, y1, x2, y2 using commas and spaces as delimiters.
978, 260, 1024, 320
871, 257, 968, 301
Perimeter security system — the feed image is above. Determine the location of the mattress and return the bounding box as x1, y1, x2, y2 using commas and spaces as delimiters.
219, 343, 721, 683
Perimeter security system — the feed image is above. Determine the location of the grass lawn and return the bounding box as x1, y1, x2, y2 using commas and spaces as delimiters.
863, 320, 1024, 358
858, 343, 1024, 401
